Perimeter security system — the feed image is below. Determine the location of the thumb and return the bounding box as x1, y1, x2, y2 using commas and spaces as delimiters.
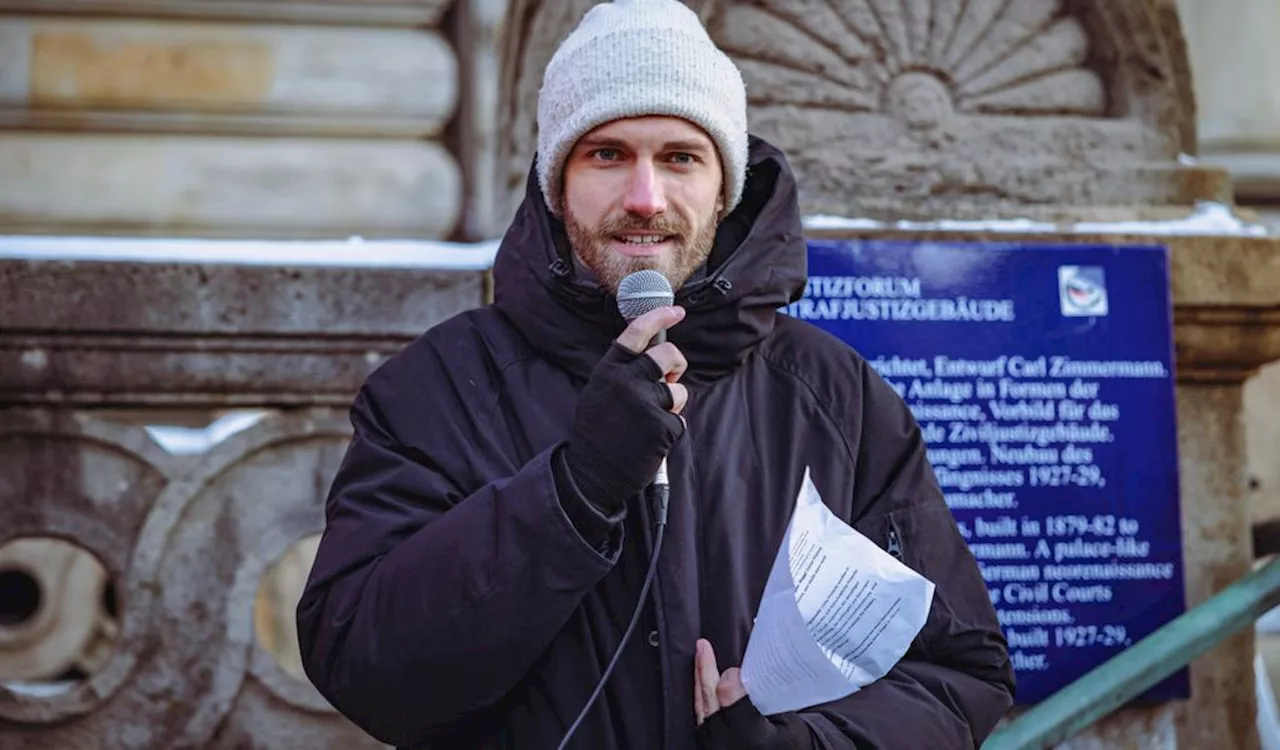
716, 667, 747, 707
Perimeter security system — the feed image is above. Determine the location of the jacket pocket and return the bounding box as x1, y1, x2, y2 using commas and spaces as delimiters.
855, 505, 958, 661
857, 502, 1008, 685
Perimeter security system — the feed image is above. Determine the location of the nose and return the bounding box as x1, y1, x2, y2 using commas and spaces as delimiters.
622, 161, 667, 218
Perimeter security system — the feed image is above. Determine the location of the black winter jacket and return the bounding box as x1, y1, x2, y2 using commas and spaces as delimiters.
297, 137, 1015, 749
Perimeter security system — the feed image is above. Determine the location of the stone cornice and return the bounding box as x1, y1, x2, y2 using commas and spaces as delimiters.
0, 257, 487, 406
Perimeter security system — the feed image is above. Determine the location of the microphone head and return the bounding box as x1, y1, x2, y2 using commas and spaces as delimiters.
616, 270, 674, 321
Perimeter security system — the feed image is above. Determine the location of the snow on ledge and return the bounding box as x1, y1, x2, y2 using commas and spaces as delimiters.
802, 201, 1269, 237
0, 235, 502, 271
144, 411, 269, 455
0, 201, 1266, 274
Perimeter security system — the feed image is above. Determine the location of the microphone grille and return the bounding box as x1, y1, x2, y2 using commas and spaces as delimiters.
616, 270, 674, 321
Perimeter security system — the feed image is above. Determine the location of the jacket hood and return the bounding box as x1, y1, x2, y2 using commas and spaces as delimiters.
491, 135, 808, 387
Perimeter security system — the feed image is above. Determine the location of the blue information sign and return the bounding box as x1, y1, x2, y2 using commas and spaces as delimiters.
788, 238, 1188, 704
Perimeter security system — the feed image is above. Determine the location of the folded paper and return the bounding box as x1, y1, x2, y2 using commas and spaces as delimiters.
741, 467, 936, 715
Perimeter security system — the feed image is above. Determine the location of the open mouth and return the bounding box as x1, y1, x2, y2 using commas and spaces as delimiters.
612, 234, 675, 256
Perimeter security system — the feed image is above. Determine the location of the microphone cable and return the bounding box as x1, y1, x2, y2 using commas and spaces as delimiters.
555, 480, 670, 750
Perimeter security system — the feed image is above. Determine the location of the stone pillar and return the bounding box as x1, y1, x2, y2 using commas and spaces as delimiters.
1174, 0, 1280, 534
490, 1, 1276, 747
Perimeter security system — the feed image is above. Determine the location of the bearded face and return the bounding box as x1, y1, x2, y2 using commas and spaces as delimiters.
564, 201, 719, 293
560, 116, 725, 294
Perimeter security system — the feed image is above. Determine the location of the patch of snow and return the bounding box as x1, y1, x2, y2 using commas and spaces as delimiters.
1072, 201, 1268, 236
803, 201, 1268, 237
802, 216, 888, 231
0, 235, 502, 271
2, 681, 76, 697
144, 411, 269, 455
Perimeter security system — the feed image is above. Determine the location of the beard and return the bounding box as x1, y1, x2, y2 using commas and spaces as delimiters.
564, 207, 718, 294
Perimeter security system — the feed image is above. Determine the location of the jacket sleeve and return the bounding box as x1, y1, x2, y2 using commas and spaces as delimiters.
295, 348, 621, 747
796, 358, 1016, 748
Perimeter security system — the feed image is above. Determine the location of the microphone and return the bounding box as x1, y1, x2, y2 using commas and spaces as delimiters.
616, 270, 676, 495
555, 270, 676, 750
617, 269, 676, 347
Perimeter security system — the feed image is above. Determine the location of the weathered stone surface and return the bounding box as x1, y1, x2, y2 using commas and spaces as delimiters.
0, 243, 490, 745
0, 18, 457, 137
0, 0, 454, 27
497, 0, 1224, 221
0, 409, 389, 749
0, 410, 175, 728
0, 258, 487, 405
453, 0, 511, 239
1246, 363, 1280, 525
0, 134, 462, 237
1169, 384, 1258, 750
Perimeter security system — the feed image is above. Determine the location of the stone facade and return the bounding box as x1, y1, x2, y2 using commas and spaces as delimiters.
1175, 0, 1280, 533
2, 0, 1278, 748
498, 0, 1224, 222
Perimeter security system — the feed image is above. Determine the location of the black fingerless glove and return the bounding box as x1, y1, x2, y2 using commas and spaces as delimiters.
560, 341, 685, 517
698, 701, 819, 750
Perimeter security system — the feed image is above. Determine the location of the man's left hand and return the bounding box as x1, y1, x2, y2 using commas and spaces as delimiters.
694, 638, 744, 725
693, 638, 819, 750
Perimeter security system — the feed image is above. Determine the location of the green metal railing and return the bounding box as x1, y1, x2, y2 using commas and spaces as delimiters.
982, 555, 1280, 749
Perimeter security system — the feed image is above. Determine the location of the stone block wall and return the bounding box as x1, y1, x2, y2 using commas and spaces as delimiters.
0, 0, 510, 239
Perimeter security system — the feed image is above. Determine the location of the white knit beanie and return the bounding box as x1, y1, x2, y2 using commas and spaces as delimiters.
536, 0, 749, 217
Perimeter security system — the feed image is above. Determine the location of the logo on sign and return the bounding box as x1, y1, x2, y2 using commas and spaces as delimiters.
1058, 266, 1108, 317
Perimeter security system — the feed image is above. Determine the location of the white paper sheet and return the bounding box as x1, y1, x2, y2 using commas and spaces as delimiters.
740, 467, 936, 715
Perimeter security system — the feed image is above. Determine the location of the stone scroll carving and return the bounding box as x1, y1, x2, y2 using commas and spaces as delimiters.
0, 410, 388, 750
0, 255, 489, 748
498, 0, 1215, 220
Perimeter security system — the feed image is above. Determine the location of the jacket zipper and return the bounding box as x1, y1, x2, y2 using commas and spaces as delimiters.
637, 484, 670, 750
887, 522, 903, 559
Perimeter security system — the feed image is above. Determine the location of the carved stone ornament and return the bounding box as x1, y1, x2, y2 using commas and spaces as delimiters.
498, 0, 1222, 220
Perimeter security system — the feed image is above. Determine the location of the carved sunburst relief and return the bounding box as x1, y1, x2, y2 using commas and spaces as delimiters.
714, 0, 1104, 127
498, 0, 1195, 218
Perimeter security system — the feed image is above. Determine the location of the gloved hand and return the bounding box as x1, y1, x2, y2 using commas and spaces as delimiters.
561, 305, 688, 515
695, 638, 819, 750
697, 700, 818, 750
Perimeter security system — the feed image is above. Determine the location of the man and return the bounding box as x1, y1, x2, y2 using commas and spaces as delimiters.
296, 0, 1015, 747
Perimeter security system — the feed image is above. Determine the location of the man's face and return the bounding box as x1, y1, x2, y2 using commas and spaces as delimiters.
562, 116, 725, 294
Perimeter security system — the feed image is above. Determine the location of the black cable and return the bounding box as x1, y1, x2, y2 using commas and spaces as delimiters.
555, 484, 670, 750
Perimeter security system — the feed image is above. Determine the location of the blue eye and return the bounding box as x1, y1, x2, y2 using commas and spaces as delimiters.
593, 148, 620, 161
670, 153, 695, 164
